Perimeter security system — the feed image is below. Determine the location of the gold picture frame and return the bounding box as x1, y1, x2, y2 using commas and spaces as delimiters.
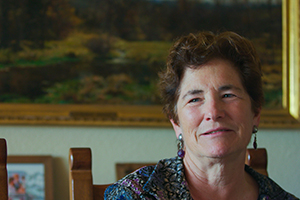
0, 0, 299, 128
7, 155, 53, 200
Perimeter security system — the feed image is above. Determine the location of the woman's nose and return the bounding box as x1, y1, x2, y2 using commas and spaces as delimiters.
204, 98, 225, 121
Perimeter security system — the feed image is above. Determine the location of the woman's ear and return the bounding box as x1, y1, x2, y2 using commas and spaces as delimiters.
170, 119, 183, 138
253, 107, 261, 127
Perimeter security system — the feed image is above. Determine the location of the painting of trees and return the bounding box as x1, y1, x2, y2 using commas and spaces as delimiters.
0, 0, 283, 108
0, 0, 79, 50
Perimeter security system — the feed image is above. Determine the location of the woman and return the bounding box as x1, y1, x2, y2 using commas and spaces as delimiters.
104, 31, 299, 200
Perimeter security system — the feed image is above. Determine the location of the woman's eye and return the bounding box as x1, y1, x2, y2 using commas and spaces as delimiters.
188, 98, 200, 103
223, 94, 235, 98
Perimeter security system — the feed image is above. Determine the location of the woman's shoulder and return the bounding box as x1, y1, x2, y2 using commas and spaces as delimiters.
104, 165, 156, 200
104, 156, 185, 200
245, 165, 299, 200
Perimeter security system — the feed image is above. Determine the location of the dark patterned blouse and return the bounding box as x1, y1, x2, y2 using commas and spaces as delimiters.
104, 156, 299, 200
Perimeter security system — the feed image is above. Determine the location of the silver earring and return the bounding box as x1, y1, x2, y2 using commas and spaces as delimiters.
252, 125, 258, 149
177, 134, 185, 158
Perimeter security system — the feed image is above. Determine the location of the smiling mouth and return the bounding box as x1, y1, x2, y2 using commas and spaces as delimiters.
203, 129, 229, 135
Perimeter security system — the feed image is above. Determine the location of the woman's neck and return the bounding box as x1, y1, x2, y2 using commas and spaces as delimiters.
183, 151, 258, 200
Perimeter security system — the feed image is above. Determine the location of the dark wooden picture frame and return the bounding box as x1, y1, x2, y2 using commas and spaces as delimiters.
7, 155, 53, 200
116, 163, 155, 181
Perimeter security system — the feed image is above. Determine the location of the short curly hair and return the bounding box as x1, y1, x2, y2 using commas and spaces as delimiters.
159, 31, 264, 124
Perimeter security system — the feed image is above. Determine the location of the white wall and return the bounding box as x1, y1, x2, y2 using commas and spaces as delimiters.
0, 125, 299, 199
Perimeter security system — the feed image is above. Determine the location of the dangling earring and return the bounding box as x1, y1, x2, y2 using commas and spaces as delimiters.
177, 134, 185, 158
252, 125, 258, 149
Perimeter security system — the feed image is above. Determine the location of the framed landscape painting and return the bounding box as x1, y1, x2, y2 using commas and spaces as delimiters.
0, 0, 298, 127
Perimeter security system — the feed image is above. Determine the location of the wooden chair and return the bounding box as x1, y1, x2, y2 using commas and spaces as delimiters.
69, 148, 268, 200
0, 138, 8, 200
69, 148, 111, 200
245, 148, 268, 176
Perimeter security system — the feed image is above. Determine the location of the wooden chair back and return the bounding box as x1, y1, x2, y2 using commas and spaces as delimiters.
69, 148, 268, 200
0, 138, 8, 200
69, 148, 110, 200
245, 148, 268, 176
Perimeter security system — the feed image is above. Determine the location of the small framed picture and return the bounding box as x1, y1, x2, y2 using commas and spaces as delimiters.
116, 163, 155, 180
7, 155, 53, 200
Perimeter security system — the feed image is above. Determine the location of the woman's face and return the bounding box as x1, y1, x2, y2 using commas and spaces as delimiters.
171, 59, 260, 159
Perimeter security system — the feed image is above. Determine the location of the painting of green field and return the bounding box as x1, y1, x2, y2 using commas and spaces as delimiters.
0, 0, 282, 109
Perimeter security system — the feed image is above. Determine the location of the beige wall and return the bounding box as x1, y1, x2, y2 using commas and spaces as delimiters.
0, 125, 299, 199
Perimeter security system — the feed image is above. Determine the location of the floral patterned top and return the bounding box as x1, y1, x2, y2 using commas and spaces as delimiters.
104, 156, 299, 200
